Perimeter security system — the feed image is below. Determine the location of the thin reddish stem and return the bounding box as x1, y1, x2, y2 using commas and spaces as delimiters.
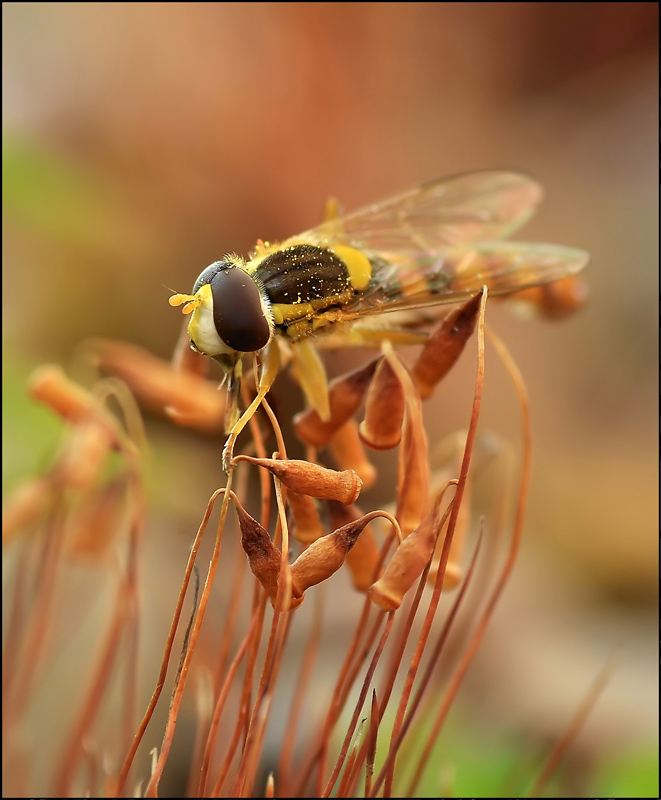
364, 527, 484, 798
403, 319, 531, 796
230, 476, 294, 796
526, 658, 616, 797
144, 476, 235, 796
276, 590, 325, 795
115, 485, 228, 796
321, 613, 396, 798
291, 533, 395, 797
198, 611, 260, 795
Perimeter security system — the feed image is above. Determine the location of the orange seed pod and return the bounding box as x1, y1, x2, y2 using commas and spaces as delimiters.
290, 513, 375, 595
235, 456, 362, 505
425, 433, 474, 589
288, 490, 325, 545
29, 365, 111, 429
370, 484, 454, 611
89, 339, 226, 432
395, 422, 430, 537
328, 419, 377, 490
55, 418, 114, 492
412, 291, 482, 400
328, 500, 381, 592
233, 496, 282, 604
29, 366, 124, 464
506, 274, 588, 320
2, 477, 54, 545
359, 358, 405, 450
293, 358, 379, 447
65, 476, 128, 560
429, 469, 471, 589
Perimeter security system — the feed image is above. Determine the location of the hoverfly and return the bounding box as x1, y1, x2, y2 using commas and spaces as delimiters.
169, 171, 588, 456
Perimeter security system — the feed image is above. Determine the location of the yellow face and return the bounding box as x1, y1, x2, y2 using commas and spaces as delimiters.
169, 262, 273, 357
181, 284, 233, 357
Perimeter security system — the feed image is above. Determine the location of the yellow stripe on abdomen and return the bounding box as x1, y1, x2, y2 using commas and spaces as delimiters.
331, 246, 372, 291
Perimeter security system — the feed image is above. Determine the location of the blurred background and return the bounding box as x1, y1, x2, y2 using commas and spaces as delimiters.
3, 3, 658, 796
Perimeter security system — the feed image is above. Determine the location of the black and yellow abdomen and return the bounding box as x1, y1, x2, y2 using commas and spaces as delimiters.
253, 244, 372, 331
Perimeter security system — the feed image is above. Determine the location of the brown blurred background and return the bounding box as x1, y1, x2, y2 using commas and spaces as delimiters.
3, 2, 658, 795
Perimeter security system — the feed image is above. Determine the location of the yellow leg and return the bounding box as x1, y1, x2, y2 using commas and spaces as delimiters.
322, 196, 343, 223
311, 321, 430, 349
348, 325, 430, 346
222, 341, 281, 471
291, 340, 331, 421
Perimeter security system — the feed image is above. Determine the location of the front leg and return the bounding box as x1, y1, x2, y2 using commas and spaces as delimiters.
309, 315, 430, 348
221, 341, 282, 473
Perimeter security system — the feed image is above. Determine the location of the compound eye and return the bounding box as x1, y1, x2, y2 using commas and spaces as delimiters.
210, 268, 271, 352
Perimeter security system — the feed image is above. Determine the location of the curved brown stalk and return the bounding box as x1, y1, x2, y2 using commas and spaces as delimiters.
115, 483, 230, 797
402, 322, 532, 796
526, 657, 617, 797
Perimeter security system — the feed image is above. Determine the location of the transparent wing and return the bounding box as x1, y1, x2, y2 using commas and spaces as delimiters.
290, 170, 544, 254
342, 240, 589, 319
276, 170, 587, 322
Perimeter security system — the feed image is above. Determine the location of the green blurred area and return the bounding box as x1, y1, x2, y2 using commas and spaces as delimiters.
2, 137, 127, 492
3, 136, 118, 249
2, 356, 63, 493
401, 713, 659, 798
593, 747, 659, 799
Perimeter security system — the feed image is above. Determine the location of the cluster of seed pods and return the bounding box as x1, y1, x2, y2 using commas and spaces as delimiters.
3, 365, 143, 557
228, 291, 484, 611
18, 291, 483, 615
4, 274, 586, 798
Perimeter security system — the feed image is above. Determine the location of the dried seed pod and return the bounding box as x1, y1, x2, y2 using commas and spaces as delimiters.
288, 490, 325, 545
2, 477, 54, 545
55, 418, 114, 492
235, 456, 362, 505
65, 476, 128, 560
328, 500, 381, 592
506, 274, 588, 320
290, 513, 374, 595
29, 365, 111, 430
232, 496, 282, 604
359, 358, 405, 450
395, 422, 430, 537
89, 339, 226, 432
412, 291, 482, 400
369, 484, 453, 611
328, 419, 377, 490
426, 432, 472, 589
293, 358, 379, 447
442, 560, 463, 589
428, 468, 471, 590
29, 366, 124, 467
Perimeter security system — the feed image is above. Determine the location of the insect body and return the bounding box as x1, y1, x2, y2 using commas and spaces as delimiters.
171, 241, 374, 354
169, 171, 588, 443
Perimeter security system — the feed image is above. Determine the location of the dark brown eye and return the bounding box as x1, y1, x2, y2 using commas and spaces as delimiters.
209, 267, 271, 352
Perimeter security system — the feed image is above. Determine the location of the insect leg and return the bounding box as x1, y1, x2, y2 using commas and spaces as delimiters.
291, 341, 331, 421
338, 325, 430, 348
222, 340, 282, 472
